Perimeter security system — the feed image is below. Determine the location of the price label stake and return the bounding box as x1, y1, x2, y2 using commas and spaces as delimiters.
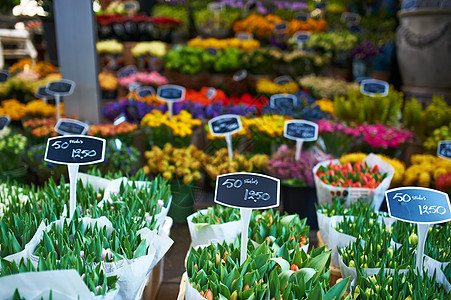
207, 87, 217, 100
284, 120, 318, 160
385, 187, 451, 271
273, 76, 292, 85
46, 79, 76, 123
206, 47, 219, 56
45, 136, 106, 219
35, 86, 55, 103
117, 65, 137, 78
0, 70, 9, 82
0, 116, 10, 130
136, 86, 156, 98
157, 84, 186, 119
235, 32, 253, 40
438, 140, 451, 159
294, 12, 309, 21
215, 172, 280, 265
274, 22, 287, 34
270, 94, 297, 110
55, 118, 89, 136
208, 114, 242, 160
294, 32, 310, 50
341, 12, 361, 26
360, 79, 389, 97
233, 69, 247, 82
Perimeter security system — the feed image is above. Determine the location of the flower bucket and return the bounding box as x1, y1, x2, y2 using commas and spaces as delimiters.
0, 163, 28, 184
168, 180, 195, 223
281, 184, 318, 230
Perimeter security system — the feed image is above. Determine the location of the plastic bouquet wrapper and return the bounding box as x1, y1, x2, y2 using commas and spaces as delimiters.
2, 216, 174, 300
78, 173, 172, 230
0, 269, 118, 300
187, 209, 241, 247
316, 209, 393, 250
313, 153, 394, 210
328, 215, 395, 267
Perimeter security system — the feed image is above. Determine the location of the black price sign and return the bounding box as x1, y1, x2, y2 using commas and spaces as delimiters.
341, 12, 360, 25
294, 12, 309, 21
284, 120, 318, 141
117, 65, 137, 78
236, 32, 253, 40
35, 86, 54, 100
206, 47, 218, 56
157, 84, 185, 102
55, 118, 89, 136
46, 79, 75, 96
136, 86, 156, 98
315, 2, 327, 9
208, 114, 242, 136
0, 116, 10, 130
295, 32, 310, 43
360, 79, 389, 97
274, 76, 292, 85
123, 0, 139, 12
270, 94, 297, 109
438, 141, 451, 159
0, 70, 9, 82
233, 69, 247, 81
402, 0, 417, 10
45, 136, 106, 165
215, 173, 280, 209
386, 187, 451, 224
274, 22, 287, 32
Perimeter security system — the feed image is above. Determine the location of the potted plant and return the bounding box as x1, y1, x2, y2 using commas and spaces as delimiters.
0, 128, 28, 183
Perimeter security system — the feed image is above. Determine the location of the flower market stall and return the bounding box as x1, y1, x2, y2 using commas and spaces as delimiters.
0, 0, 450, 299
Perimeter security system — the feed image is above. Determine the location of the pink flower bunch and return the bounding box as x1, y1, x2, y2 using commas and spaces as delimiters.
356, 124, 413, 149
266, 144, 333, 186
317, 119, 359, 136
136, 71, 168, 86
119, 72, 168, 87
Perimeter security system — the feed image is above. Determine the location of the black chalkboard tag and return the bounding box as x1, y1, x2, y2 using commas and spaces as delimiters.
236, 32, 253, 40
386, 187, 451, 224
46, 79, 75, 96
274, 76, 292, 85
295, 32, 310, 44
157, 84, 186, 102
402, 0, 417, 10
208, 2, 224, 11
137, 86, 155, 98
274, 22, 287, 33
206, 47, 219, 56
208, 114, 242, 136
123, 0, 139, 12
215, 172, 280, 209
0, 116, 10, 130
207, 87, 217, 100
360, 79, 389, 97
117, 65, 137, 78
55, 118, 89, 136
438, 141, 451, 159
270, 94, 297, 109
0, 70, 9, 82
113, 113, 127, 126
341, 12, 360, 25
284, 120, 318, 141
233, 69, 247, 81
315, 2, 327, 9
294, 12, 309, 21
35, 86, 55, 100
45, 135, 106, 165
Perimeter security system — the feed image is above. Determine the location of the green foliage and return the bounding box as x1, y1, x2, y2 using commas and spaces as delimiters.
334, 86, 403, 125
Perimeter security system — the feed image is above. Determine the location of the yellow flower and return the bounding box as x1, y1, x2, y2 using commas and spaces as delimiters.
256, 78, 299, 95
315, 98, 335, 115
